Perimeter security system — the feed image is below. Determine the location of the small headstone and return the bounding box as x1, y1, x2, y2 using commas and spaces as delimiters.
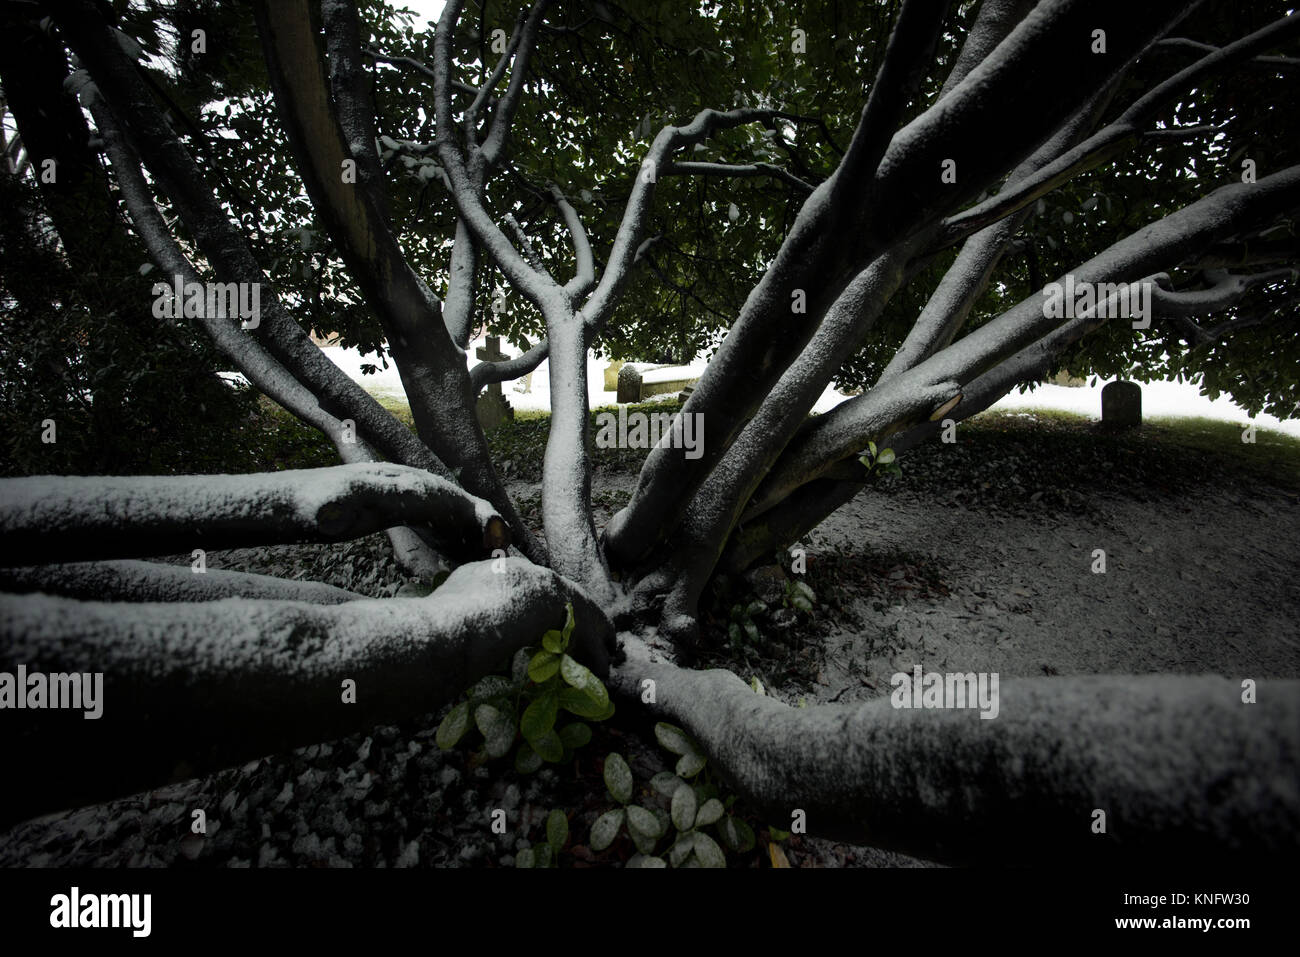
618, 363, 701, 403
1101, 379, 1141, 428
477, 389, 514, 431
617, 364, 644, 404
476, 336, 514, 431
603, 360, 625, 392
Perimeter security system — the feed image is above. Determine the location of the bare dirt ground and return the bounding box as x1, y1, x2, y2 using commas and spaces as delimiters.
798, 483, 1300, 706
3, 414, 1297, 868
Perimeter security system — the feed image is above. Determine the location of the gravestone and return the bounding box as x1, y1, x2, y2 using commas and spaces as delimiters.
1101, 379, 1141, 429
603, 360, 625, 392
475, 336, 514, 431
617, 363, 701, 403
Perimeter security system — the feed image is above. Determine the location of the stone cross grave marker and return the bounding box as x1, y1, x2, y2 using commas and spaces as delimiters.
476, 336, 514, 431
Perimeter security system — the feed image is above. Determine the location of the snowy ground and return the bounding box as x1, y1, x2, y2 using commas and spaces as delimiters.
317, 338, 1300, 437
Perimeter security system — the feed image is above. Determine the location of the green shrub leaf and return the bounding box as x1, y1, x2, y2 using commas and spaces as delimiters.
693, 831, 727, 868
557, 686, 614, 720
590, 808, 625, 851
559, 654, 609, 708
626, 804, 663, 840
676, 751, 707, 778
546, 809, 569, 851
468, 675, 514, 702
603, 752, 633, 804
541, 629, 565, 655
511, 647, 531, 683
558, 722, 592, 750
668, 832, 696, 867
528, 650, 560, 683
474, 704, 515, 758
532, 728, 564, 762
521, 691, 558, 742
671, 782, 697, 831
695, 798, 725, 828
654, 722, 696, 756
435, 701, 470, 750
514, 742, 543, 774
718, 816, 755, 853
650, 771, 681, 797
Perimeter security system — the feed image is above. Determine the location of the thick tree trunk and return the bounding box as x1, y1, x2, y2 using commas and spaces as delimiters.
611, 642, 1300, 865
0, 464, 509, 566
0, 559, 615, 826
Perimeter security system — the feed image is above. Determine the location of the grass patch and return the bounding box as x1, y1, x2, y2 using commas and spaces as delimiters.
235, 389, 1299, 500
880, 409, 1300, 514
485, 399, 682, 482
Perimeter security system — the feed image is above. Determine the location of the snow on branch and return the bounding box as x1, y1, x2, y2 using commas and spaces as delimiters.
0, 561, 364, 605
0, 464, 509, 567
610, 644, 1300, 865
552, 185, 595, 297
0, 559, 615, 825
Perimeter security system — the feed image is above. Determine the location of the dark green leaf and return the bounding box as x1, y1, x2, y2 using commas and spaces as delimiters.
514, 742, 543, 774
671, 781, 697, 831
695, 798, 725, 828
676, 751, 707, 778
693, 831, 727, 868
546, 809, 569, 850
521, 691, 558, 742
590, 808, 625, 851
559, 654, 609, 709
541, 629, 565, 655
558, 722, 592, 750
718, 816, 755, 853
474, 704, 515, 758
435, 700, 470, 750
532, 728, 564, 762
528, 650, 560, 683
654, 722, 696, 756
603, 752, 633, 804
